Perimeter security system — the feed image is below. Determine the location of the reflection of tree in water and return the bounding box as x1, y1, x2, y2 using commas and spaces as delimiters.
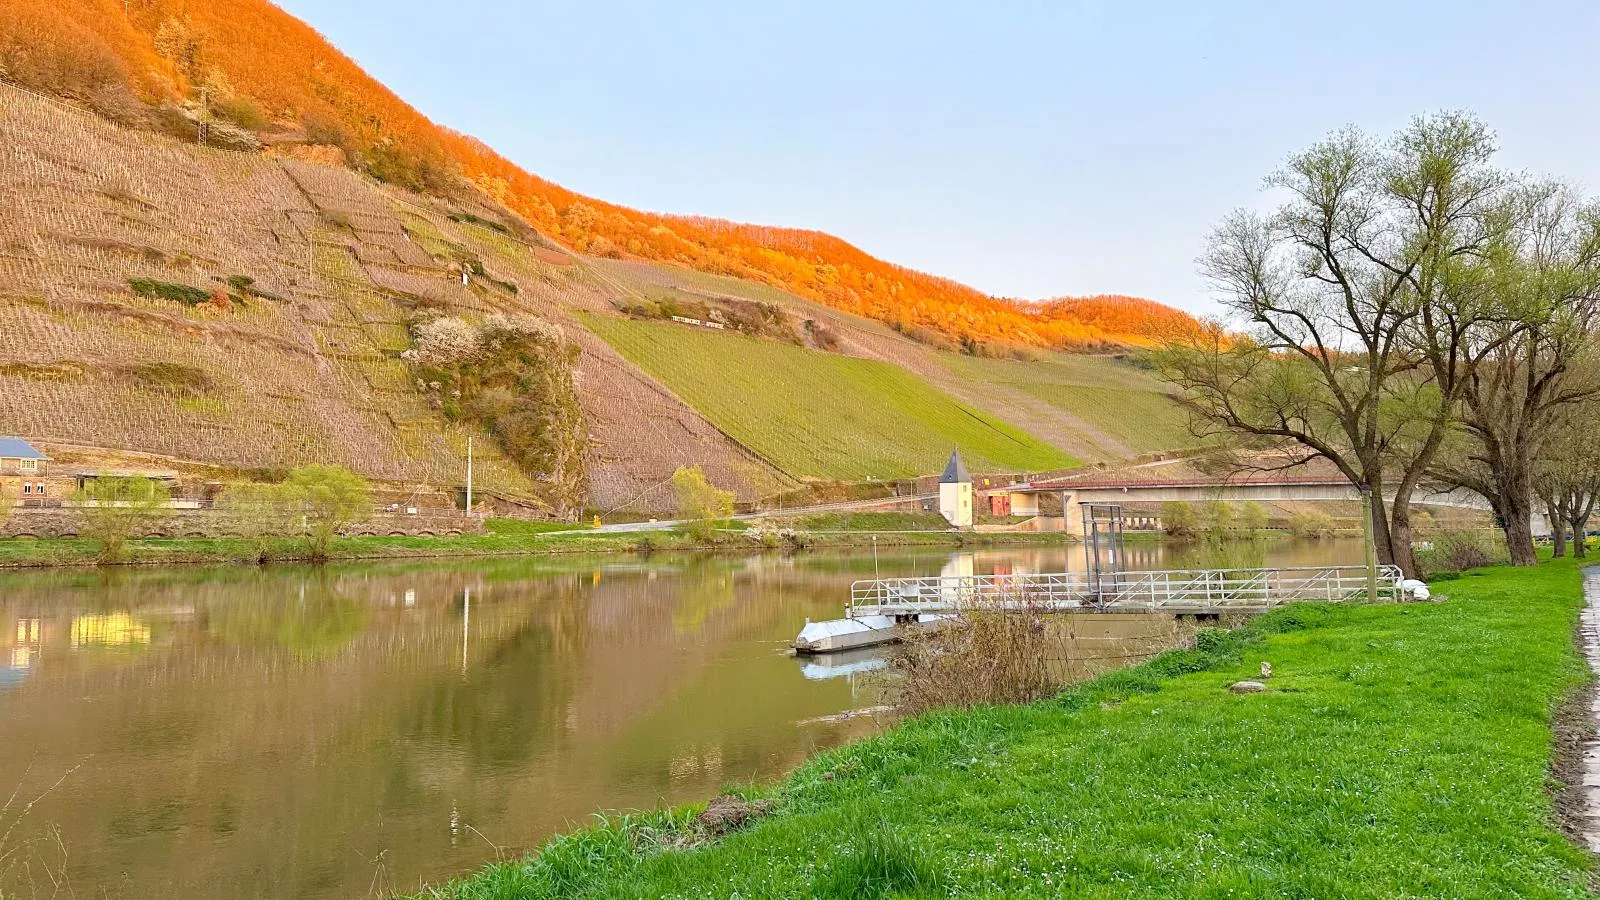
1168, 535, 1269, 572
670, 558, 738, 634
396, 576, 589, 770
205, 573, 369, 659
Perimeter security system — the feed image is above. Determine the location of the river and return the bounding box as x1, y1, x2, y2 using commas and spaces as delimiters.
0, 538, 1364, 898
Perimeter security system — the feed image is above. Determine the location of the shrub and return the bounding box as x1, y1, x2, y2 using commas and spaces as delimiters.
281, 465, 371, 559
1418, 529, 1506, 577
128, 278, 209, 306
413, 316, 481, 363
1161, 500, 1197, 537
1239, 501, 1269, 535
301, 112, 348, 148
673, 465, 734, 541
447, 212, 511, 234
218, 480, 297, 558
900, 324, 959, 353
1287, 509, 1336, 539
150, 104, 202, 143
891, 601, 1059, 715
410, 315, 588, 515
1198, 499, 1236, 537
117, 362, 213, 396
204, 120, 263, 152
225, 275, 284, 302
76, 475, 170, 563
806, 319, 841, 351
213, 94, 268, 130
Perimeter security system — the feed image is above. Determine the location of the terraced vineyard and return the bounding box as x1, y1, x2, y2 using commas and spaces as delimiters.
579, 314, 1076, 480
937, 353, 1195, 457
0, 80, 799, 509
593, 257, 1195, 463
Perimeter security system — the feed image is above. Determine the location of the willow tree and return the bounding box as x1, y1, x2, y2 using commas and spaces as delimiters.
1430, 183, 1600, 564
1161, 113, 1521, 576
1535, 400, 1600, 558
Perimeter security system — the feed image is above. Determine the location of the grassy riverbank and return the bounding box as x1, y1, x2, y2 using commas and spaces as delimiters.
0, 519, 1071, 569
414, 559, 1594, 898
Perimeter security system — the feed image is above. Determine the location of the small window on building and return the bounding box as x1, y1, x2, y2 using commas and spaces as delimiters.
21, 483, 32, 495
19, 459, 37, 473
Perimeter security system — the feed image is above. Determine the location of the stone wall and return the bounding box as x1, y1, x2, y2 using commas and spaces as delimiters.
0, 507, 485, 539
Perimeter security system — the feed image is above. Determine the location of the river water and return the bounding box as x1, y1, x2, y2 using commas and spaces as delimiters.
0, 539, 1363, 899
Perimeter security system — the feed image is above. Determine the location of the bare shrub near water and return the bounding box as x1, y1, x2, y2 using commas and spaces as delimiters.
1418, 528, 1508, 577
891, 601, 1060, 715
891, 602, 1195, 715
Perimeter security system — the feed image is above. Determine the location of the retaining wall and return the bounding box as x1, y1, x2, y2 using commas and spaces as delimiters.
0, 508, 484, 539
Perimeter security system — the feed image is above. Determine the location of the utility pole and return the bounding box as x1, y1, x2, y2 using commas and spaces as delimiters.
461, 586, 470, 678
465, 437, 474, 514
1360, 485, 1378, 603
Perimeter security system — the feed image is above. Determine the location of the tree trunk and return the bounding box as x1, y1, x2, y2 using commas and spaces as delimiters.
1574, 492, 1596, 559
1500, 480, 1538, 566
1371, 488, 1397, 568
1381, 487, 1419, 577
1549, 501, 1568, 559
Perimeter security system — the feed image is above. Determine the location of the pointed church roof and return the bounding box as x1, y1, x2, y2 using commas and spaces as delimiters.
940, 449, 971, 484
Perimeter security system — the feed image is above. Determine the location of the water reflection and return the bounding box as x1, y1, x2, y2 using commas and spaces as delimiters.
0, 539, 1363, 899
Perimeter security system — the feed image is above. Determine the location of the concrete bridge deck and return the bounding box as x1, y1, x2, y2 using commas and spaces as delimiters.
996, 469, 1509, 535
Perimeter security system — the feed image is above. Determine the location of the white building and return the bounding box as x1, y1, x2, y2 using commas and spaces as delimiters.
937, 449, 973, 528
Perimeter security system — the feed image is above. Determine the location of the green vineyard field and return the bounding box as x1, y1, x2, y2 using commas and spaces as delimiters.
580, 315, 1077, 480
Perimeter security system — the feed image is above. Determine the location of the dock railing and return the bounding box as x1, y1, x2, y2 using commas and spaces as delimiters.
848, 565, 1405, 616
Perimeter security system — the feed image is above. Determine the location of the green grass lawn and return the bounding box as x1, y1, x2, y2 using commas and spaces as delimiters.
580, 314, 1076, 480
938, 352, 1197, 456
414, 559, 1594, 898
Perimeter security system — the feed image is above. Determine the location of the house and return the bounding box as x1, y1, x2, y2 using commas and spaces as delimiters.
937, 449, 973, 528
0, 438, 52, 502
0, 438, 47, 475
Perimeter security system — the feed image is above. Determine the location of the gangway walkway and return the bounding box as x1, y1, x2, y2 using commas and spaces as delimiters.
795, 565, 1420, 653
848, 565, 1408, 616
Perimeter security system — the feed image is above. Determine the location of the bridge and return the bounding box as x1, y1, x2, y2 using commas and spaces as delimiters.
794, 564, 1420, 653
996, 466, 1514, 535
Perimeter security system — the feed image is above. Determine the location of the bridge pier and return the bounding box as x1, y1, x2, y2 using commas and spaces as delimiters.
1062, 490, 1084, 536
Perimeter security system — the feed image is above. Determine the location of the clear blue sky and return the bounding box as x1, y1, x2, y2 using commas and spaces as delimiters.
277, 0, 1600, 316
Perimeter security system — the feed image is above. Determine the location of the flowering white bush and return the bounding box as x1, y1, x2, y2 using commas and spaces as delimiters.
413, 316, 480, 363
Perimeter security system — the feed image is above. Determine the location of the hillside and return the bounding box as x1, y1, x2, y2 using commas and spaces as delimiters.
0, 77, 1199, 512
588, 258, 1195, 463
0, 3, 1204, 514
0, 0, 1204, 353
579, 315, 1076, 480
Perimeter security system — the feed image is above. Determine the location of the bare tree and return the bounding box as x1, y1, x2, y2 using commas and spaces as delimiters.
1535, 402, 1600, 558
1429, 183, 1600, 564
1161, 114, 1520, 576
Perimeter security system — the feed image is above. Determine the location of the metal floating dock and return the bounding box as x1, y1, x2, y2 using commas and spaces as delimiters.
795, 565, 1424, 654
